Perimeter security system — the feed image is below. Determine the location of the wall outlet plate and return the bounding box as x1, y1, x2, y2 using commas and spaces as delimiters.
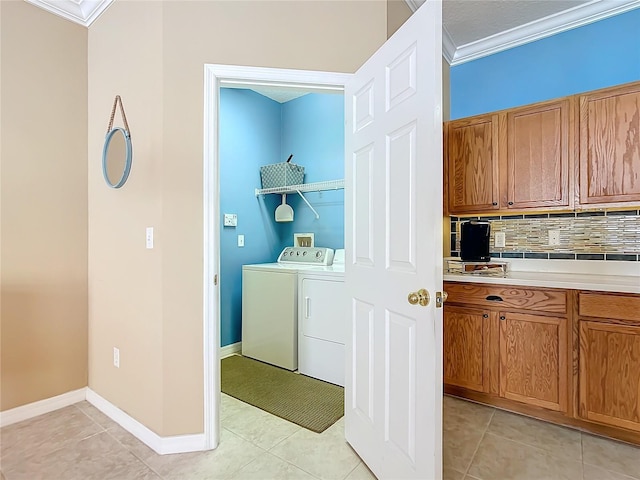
224, 214, 238, 227
495, 232, 506, 248
548, 230, 561, 246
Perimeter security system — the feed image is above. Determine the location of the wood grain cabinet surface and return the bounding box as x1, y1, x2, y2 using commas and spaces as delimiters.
443, 305, 491, 393
579, 82, 640, 206
445, 114, 500, 213
578, 291, 640, 433
499, 312, 568, 412
444, 99, 572, 214
444, 282, 569, 412
504, 99, 572, 210
445, 80, 640, 214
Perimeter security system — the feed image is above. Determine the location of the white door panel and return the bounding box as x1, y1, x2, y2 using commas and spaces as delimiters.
344, 1, 443, 478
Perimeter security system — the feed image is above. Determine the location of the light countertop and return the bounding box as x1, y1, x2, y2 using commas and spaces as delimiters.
443, 258, 640, 294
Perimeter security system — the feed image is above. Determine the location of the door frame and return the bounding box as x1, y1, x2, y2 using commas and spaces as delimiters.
202, 64, 351, 449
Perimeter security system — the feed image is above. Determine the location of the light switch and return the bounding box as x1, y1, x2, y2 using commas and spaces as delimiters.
224, 214, 238, 227
146, 227, 154, 249
237, 234, 245, 247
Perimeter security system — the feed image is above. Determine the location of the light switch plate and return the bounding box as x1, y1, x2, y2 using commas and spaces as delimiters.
237, 234, 245, 247
146, 227, 154, 249
495, 232, 506, 248
224, 214, 238, 227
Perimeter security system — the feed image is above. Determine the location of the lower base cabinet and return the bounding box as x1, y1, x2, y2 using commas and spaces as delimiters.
443, 305, 490, 393
500, 312, 567, 412
444, 282, 640, 445
579, 321, 640, 433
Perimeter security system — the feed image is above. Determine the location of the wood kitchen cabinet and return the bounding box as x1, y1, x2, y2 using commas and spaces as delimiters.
579, 82, 640, 206
504, 99, 572, 210
443, 305, 491, 393
499, 311, 568, 412
445, 114, 500, 214
445, 98, 572, 214
444, 282, 570, 411
444, 282, 640, 445
578, 292, 640, 433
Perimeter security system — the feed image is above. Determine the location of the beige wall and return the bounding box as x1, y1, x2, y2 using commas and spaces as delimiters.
88, 0, 387, 436
387, 0, 413, 38
0, 1, 88, 411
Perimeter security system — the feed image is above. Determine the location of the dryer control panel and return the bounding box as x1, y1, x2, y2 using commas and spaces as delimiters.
277, 247, 335, 265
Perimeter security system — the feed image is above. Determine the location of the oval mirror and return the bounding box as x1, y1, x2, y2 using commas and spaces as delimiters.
102, 127, 132, 188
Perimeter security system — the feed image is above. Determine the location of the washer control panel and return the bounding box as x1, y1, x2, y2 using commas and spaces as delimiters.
277, 247, 335, 265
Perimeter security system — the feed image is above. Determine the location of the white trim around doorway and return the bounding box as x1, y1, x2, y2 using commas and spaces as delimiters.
202, 64, 351, 450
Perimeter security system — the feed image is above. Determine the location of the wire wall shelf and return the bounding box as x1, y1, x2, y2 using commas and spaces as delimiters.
254, 179, 344, 196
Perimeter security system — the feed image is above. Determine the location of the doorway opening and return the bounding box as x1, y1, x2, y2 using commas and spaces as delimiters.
203, 65, 351, 449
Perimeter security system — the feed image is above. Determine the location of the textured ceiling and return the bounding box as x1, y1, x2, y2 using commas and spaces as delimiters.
442, 0, 591, 46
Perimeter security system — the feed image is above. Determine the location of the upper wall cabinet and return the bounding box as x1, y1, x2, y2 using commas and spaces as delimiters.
579, 82, 640, 206
445, 99, 572, 215
504, 99, 572, 210
445, 114, 500, 214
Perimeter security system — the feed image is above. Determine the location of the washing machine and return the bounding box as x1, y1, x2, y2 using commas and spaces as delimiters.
241, 246, 335, 371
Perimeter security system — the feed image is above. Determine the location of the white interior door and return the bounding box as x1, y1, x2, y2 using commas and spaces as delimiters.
344, 2, 443, 479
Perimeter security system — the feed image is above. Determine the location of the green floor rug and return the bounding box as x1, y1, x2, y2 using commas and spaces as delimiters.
221, 355, 344, 433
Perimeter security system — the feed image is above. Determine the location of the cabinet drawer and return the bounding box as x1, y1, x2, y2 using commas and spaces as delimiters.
579, 292, 640, 322
444, 282, 567, 314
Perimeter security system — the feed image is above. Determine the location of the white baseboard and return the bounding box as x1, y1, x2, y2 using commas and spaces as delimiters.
85, 388, 209, 455
0, 387, 87, 428
220, 341, 241, 358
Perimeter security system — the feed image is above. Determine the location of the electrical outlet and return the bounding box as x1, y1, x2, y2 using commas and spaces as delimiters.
548, 230, 561, 246
113, 347, 120, 368
223, 214, 238, 227
495, 232, 506, 248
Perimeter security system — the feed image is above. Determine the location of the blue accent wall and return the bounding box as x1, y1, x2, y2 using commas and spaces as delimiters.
450, 9, 640, 119
219, 90, 344, 347
280, 93, 345, 251
219, 88, 284, 347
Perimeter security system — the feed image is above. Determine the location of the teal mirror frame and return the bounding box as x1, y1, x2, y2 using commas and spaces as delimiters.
102, 127, 132, 189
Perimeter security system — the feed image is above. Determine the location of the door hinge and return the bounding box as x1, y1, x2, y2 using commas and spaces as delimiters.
214, 274, 218, 286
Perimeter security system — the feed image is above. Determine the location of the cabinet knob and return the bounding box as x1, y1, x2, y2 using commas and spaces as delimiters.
492, 202, 498, 206
500, 315, 506, 321
482, 313, 489, 318
508, 201, 514, 206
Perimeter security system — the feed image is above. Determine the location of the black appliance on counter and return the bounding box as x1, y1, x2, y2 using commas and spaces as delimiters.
460, 220, 491, 262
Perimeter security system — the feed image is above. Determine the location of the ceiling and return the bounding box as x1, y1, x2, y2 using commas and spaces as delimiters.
27, 0, 640, 66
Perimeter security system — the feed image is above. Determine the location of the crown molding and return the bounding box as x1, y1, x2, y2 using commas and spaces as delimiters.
25, 0, 113, 27
450, 0, 640, 65
442, 24, 456, 64
404, 0, 425, 13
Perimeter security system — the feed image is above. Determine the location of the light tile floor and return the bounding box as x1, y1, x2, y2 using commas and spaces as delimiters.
1, 395, 639, 480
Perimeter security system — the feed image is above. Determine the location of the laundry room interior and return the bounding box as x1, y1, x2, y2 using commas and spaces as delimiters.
218, 85, 346, 391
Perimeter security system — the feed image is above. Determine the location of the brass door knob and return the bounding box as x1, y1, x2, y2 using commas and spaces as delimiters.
408, 289, 430, 307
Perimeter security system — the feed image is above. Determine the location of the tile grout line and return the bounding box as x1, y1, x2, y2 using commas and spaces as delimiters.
581, 432, 585, 480
462, 408, 496, 478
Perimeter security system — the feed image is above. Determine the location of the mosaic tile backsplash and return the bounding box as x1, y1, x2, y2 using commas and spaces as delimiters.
450, 210, 640, 262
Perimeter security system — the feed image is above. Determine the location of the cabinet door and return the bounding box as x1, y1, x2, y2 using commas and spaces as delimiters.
446, 114, 500, 214
506, 99, 571, 209
444, 305, 491, 392
499, 312, 568, 412
579, 82, 640, 205
579, 321, 640, 432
